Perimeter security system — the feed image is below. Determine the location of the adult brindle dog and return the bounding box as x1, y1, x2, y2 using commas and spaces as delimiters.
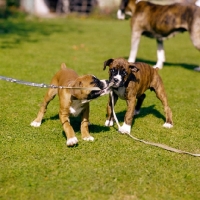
31, 63, 108, 147
117, 0, 200, 71
104, 58, 173, 134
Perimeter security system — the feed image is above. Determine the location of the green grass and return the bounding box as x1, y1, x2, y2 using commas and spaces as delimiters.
0, 15, 200, 200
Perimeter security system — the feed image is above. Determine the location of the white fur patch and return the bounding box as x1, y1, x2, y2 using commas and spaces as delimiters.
118, 122, 131, 134
196, 0, 200, 7
163, 122, 173, 128
66, 137, 78, 146
69, 100, 85, 117
117, 9, 125, 20
83, 136, 94, 141
105, 119, 114, 127
30, 121, 41, 127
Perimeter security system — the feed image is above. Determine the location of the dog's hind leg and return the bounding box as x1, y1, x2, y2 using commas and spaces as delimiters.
135, 93, 146, 115
152, 79, 173, 128
153, 39, 165, 69
30, 88, 58, 127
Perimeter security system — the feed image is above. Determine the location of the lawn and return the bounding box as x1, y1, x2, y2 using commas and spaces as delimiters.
0, 14, 199, 200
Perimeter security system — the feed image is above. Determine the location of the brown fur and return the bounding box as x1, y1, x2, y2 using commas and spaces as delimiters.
31, 63, 107, 146
104, 58, 173, 133
121, 0, 200, 67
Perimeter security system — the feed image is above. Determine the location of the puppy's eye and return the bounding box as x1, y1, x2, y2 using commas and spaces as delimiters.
123, 70, 127, 75
110, 68, 117, 75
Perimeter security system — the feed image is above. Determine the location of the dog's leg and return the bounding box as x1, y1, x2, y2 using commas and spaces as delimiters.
153, 39, 165, 69
59, 91, 78, 146
128, 32, 141, 63
189, 27, 200, 71
30, 88, 57, 127
105, 92, 118, 127
118, 97, 136, 134
134, 93, 146, 115
152, 80, 173, 128
81, 103, 94, 142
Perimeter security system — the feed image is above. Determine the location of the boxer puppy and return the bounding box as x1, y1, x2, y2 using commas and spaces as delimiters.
31, 63, 108, 147
117, 0, 200, 70
103, 58, 173, 134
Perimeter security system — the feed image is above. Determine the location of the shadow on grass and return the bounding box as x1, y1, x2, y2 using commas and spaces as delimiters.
41, 113, 110, 137
124, 57, 198, 70
115, 105, 165, 125
0, 17, 83, 48
40, 104, 165, 137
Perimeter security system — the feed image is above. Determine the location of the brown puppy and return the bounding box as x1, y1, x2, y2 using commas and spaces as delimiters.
31, 63, 108, 146
117, 0, 200, 69
103, 58, 173, 134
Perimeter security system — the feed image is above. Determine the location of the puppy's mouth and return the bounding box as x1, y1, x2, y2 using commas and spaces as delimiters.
110, 78, 124, 88
87, 79, 109, 100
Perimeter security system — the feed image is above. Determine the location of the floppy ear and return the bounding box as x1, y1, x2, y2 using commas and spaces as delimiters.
103, 59, 114, 70
129, 64, 139, 73
71, 79, 83, 97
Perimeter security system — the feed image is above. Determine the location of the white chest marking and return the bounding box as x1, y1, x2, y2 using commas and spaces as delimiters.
70, 100, 87, 117
113, 87, 126, 100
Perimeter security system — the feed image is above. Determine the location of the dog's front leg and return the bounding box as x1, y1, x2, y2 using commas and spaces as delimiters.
119, 97, 136, 134
105, 92, 118, 127
59, 91, 78, 147
128, 31, 141, 63
81, 103, 94, 142
154, 39, 165, 69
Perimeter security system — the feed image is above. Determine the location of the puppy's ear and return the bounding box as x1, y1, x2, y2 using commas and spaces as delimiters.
103, 59, 114, 70
129, 64, 139, 73
71, 79, 83, 97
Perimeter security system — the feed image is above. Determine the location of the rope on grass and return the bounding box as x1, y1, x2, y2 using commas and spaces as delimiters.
110, 91, 200, 157
0, 75, 100, 91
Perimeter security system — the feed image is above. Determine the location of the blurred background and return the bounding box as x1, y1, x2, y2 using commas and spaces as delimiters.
0, 0, 194, 18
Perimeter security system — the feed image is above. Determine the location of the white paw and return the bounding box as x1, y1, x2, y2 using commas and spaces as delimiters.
153, 61, 163, 69
128, 57, 135, 63
118, 123, 131, 134
66, 137, 78, 146
30, 121, 41, 127
117, 10, 125, 20
105, 120, 114, 127
83, 136, 94, 141
196, 0, 200, 7
163, 122, 173, 128
194, 66, 200, 71
134, 110, 140, 115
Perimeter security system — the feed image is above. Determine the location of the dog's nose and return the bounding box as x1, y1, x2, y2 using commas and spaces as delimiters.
114, 78, 119, 83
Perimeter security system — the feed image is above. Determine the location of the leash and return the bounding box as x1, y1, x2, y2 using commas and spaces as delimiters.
110, 91, 200, 157
0, 75, 100, 90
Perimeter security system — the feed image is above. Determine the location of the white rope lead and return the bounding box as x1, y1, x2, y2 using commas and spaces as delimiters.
110, 91, 200, 157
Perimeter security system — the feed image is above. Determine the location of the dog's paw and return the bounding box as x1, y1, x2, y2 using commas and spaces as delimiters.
105, 120, 114, 127
134, 110, 140, 115
163, 122, 173, 128
30, 121, 41, 127
118, 123, 131, 134
83, 136, 94, 141
66, 137, 78, 147
117, 9, 125, 20
196, 0, 200, 7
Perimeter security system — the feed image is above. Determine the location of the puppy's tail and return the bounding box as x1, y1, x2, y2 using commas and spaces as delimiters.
61, 63, 67, 70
